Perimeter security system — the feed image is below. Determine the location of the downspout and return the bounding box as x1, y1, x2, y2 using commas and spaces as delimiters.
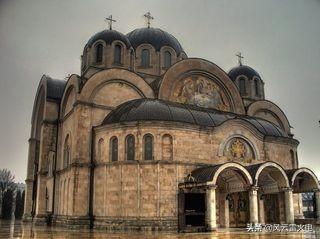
89, 127, 95, 228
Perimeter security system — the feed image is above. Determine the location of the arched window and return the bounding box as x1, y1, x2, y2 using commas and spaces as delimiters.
141, 49, 150, 67
144, 134, 153, 160
239, 78, 246, 95
109, 137, 118, 162
254, 79, 259, 96
63, 135, 71, 168
164, 51, 172, 68
162, 134, 173, 161
114, 44, 122, 64
95, 44, 103, 63
126, 135, 135, 161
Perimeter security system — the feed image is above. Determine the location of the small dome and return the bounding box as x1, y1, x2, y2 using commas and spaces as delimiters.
86, 29, 132, 48
126, 27, 184, 54
228, 65, 261, 81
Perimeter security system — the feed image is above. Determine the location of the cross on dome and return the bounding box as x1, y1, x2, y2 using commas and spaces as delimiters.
105, 15, 116, 30
236, 52, 244, 66
143, 12, 154, 28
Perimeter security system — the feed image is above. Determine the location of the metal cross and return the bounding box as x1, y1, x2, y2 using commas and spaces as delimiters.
236, 52, 244, 66
144, 12, 154, 28
105, 15, 116, 30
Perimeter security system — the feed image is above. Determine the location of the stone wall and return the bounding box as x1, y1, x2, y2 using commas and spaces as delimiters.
91, 121, 299, 229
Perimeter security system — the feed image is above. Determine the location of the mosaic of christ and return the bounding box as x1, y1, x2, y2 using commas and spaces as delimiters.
172, 75, 231, 111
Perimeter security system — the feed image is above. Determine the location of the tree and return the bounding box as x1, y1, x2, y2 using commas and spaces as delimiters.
15, 190, 25, 219
2, 189, 14, 219
0, 169, 16, 218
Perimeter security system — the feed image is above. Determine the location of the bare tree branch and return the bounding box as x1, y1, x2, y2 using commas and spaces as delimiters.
0, 169, 16, 195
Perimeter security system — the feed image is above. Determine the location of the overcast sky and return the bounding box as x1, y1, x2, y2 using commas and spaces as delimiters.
0, 0, 319, 183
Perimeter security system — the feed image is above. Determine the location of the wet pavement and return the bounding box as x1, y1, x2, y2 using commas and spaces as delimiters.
0, 220, 320, 239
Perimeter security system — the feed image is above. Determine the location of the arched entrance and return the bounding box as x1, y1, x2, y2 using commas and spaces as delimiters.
178, 163, 253, 231
213, 163, 253, 228
288, 168, 320, 220
251, 162, 290, 224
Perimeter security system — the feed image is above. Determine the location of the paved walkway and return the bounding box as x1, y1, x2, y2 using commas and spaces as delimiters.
0, 220, 319, 238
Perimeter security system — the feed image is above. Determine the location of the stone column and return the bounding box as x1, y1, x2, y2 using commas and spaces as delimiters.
23, 138, 37, 219
284, 188, 294, 224
35, 174, 47, 218
314, 190, 320, 221
258, 195, 265, 224
206, 185, 217, 231
224, 194, 230, 228
249, 187, 259, 224
295, 193, 304, 219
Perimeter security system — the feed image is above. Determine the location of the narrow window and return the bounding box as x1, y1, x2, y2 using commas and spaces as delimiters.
239, 78, 246, 95
164, 51, 172, 68
126, 135, 135, 161
141, 49, 150, 67
254, 79, 259, 96
144, 134, 153, 160
114, 44, 122, 64
110, 137, 118, 162
95, 44, 103, 63
63, 135, 70, 168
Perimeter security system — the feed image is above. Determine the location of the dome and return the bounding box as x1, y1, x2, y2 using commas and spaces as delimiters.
228, 65, 261, 81
102, 98, 285, 137
126, 27, 184, 54
85, 29, 132, 48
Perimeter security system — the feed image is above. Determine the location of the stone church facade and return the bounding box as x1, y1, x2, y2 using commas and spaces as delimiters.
24, 22, 320, 231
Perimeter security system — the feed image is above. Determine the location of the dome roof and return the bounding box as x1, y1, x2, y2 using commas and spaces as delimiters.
102, 98, 285, 137
86, 29, 132, 48
228, 65, 261, 81
126, 27, 184, 54
45, 76, 66, 101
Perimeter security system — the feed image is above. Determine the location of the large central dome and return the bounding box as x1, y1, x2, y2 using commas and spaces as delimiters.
126, 27, 184, 54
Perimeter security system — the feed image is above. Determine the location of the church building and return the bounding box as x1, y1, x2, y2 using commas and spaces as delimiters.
24, 14, 320, 231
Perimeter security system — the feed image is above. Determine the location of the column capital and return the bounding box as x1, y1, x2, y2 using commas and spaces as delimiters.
249, 186, 259, 191
205, 184, 217, 190
282, 187, 293, 192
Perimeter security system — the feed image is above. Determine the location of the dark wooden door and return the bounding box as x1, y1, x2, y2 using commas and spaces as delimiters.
264, 194, 280, 223
228, 192, 249, 227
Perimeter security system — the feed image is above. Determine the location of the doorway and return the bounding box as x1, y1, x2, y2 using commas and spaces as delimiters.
264, 194, 280, 223
228, 192, 249, 227
184, 193, 205, 227
178, 192, 206, 231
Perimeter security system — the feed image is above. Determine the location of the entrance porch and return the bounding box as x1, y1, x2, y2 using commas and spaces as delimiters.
178, 162, 320, 232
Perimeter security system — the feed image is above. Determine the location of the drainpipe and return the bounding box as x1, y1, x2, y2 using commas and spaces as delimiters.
89, 128, 95, 228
